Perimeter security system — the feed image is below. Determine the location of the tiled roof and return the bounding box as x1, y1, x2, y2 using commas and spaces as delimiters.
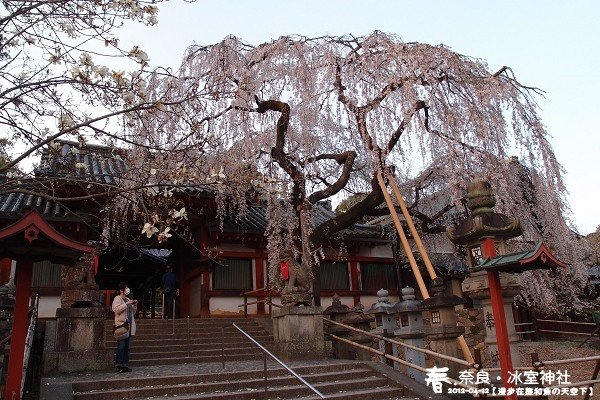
36, 141, 127, 184
0, 192, 86, 221
2, 140, 388, 241
207, 203, 386, 241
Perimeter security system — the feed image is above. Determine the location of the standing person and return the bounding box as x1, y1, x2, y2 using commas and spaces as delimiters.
161, 264, 179, 319
112, 281, 137, 373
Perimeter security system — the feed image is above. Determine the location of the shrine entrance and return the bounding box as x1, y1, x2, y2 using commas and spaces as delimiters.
0, 210, 93, 399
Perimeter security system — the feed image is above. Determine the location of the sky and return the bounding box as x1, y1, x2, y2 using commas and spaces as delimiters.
120, 0, 599, 234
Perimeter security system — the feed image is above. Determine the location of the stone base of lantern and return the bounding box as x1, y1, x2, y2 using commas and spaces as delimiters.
272, 306, 325, 360
43, 307, 112, 373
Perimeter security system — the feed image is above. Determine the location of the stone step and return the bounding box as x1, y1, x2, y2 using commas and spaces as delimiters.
72, 363, 368, 392
75, 375, 397, 400
105, 326, 267, 336
130, 346, 265, 360
129, 352, 262, 366
105, 331, 272, 342
72, 368, 377, 400
105, 340, 272, 352
106, 318, 263, 327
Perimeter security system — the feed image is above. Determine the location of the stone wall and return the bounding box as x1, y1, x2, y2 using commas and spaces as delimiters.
456, 308, 486, 356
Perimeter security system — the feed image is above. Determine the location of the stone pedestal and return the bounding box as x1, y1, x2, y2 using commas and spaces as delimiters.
61, 289, 104, 308
272, 306, 325, 360
44, 307, 112, 373
462, 270, 521, 368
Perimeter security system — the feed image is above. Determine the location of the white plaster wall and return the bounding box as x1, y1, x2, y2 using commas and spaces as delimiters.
38, 296, 60, 318
358, 245, 393, 258
320, 296, 354, 309
360, 295, 399, 310
210, 297, 256, 315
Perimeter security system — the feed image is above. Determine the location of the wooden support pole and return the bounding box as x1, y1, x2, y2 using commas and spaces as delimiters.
4, 260, 33, 400
376, 172, 429, 299
377, 172, 474, 364
388, 177, 437, 279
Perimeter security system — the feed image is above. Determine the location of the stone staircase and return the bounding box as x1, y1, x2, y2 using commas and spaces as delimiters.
104, 317, 272, 366
39, 317, 432, 400
70, 361, 418, 400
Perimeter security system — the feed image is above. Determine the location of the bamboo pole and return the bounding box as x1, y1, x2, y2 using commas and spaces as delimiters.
376, 171, 474, 364
376, 173, 429, 299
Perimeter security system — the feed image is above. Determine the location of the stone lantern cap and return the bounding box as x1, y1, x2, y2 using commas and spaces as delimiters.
473, 242, 567, 273
392, 286, 424, 313
422, 278, 465, 309
323, 293, 352, 316
447, 180, 522, 245
365, 288, 396, 315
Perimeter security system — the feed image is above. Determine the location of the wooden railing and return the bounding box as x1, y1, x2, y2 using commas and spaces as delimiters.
515, 318, 600, 345
239, 288, 283, 317
322, 318, 485, 395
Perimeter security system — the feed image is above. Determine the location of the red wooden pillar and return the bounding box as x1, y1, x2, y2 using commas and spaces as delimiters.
0, 258, 12, 285
4, 260, 33, 400
481, 238, 516, 400
349, 260, 360, 306
255, 257, 265, 314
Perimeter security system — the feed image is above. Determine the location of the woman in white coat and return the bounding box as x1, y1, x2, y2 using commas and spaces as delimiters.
112, 281, 137, 373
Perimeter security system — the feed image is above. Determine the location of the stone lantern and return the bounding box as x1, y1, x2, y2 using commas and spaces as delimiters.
366, 288, 399, 366
422, 277, 465, 376
365, 288, 399, 334
447, 180, 566, 400
447, 180, 523, 368
323, 294, 353, 359
343, 303, 375, 361
393, 286, 426, 383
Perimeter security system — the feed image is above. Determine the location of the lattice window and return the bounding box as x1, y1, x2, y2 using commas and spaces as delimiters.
32, 261, 62, 288
320, 262, 349, 290
431, 310, 441, 324
212, 259, 253, 290
361, 263, 398, 291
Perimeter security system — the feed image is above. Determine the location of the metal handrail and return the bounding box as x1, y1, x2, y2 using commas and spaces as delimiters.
224, 323, 326, 399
